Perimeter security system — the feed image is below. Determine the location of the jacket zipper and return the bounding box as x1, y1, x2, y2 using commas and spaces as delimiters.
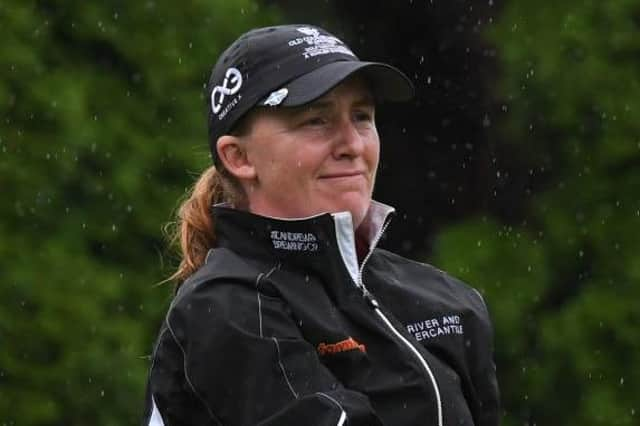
357, 220, 444, 426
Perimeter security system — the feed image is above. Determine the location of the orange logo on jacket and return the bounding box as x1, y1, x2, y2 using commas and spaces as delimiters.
317, 337, 366, 356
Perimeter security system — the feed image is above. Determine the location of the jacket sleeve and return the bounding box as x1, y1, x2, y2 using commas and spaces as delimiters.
468, 289, 501, 426
142, 279, 384, 426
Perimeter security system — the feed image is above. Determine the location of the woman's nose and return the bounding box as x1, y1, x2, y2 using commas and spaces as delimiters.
333, 119, 365, 158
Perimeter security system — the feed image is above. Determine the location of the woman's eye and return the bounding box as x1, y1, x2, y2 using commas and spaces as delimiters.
303, 116, 327, 126
354, 111, 373, 122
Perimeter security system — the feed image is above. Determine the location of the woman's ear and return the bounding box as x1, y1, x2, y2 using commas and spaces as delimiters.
216, 135, 256, 180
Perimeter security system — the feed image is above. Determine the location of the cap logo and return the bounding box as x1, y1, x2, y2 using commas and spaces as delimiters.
263, 88, 288, 106
287, 27, 355, 60
211, 67, 243, 115
297, 27, 320, 37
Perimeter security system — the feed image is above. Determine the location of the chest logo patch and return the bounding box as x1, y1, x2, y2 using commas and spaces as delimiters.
405, 314, 464, 342
270, 230, 319, 252
317, 337, 366, 356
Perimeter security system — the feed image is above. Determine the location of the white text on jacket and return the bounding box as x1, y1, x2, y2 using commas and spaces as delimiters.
270, 230, 319, 252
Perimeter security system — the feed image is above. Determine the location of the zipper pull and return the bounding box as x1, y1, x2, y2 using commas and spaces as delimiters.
362, 288, 380, 308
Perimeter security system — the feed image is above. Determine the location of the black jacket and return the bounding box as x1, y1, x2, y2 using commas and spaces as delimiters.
142, 201, 500, 426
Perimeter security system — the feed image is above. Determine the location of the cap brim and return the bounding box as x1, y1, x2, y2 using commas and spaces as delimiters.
262, 60, 414, 107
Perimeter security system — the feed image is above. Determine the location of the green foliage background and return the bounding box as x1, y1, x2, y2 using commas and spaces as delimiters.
0, 1, 277, 424
1, 0, 638, 425
433, 1, 640, 425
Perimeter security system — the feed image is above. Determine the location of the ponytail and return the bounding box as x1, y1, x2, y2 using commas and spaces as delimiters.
165, 165, 240, 286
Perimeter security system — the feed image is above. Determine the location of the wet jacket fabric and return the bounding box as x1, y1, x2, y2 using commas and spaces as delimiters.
142, 201, 500, 426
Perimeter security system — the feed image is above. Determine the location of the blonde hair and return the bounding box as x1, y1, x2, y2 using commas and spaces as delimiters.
165, 165, 242, 286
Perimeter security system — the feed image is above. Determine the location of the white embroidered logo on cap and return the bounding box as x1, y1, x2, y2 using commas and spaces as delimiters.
263, 88, 288, 106
297, 27, 320, 37
211, 67, 243, 117
287, 28, 355, 60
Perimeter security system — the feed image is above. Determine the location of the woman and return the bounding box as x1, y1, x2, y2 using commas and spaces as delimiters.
142, 24, 500, 426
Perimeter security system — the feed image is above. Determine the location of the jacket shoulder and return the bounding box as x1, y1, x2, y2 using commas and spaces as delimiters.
369, 248, 489, 317
174, 247, 279, 303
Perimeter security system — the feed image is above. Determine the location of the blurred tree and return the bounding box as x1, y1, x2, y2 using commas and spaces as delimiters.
433, 1, 640, 425
0, 1, 277, 424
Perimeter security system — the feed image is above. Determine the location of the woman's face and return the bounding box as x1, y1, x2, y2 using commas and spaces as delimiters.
237, 77, 380, 228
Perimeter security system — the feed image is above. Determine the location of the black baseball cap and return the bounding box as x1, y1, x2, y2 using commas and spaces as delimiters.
206, 24, 414, 165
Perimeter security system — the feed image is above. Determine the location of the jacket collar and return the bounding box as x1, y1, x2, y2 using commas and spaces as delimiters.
211, 200, 395, 286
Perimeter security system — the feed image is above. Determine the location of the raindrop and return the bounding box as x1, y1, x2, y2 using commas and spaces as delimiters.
620, 377, 625, 385
112, 224, 117, 232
